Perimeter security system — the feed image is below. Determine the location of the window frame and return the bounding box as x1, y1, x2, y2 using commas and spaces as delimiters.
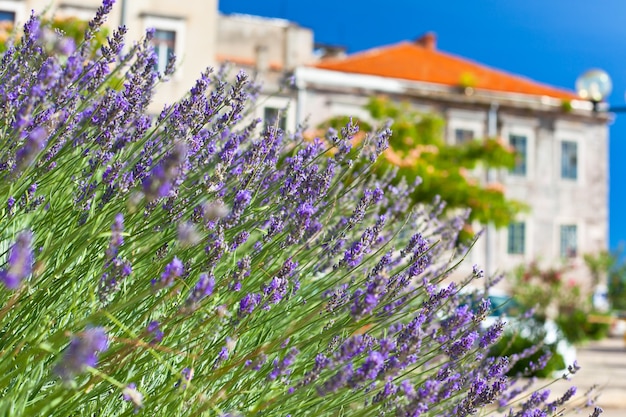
263, 106, 287, 132
559, 224, 578, 258
501, 122, 536, 181
0, 1, 26, 27
560, 140, 578, 180
453, 128, 475, 145
152, 28, 176, 74
142, 14, 186, 80
508, 133, 529, 177
554, 124, 584, 185
507, 221, 526, 255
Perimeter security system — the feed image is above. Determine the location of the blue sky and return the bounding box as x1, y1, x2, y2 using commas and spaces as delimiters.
220, 0, 626, 251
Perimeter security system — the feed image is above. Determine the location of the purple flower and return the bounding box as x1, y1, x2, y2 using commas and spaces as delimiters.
174, 367, 195, 390
14, 126, 47, 172
154, 257, 184, 288
0, 230, 34, 289
106, 213, 125, 261
146, 321, 164, 344
142, 142, 187, 201
55, 327, 109, 381
217, 346, 229, 362
185, 273, 215, 310
99, 215, 132, 301
177, 221, 201, 246
268, 348, 299, 381
239, 292, 261, 317
7, 196, 15, 215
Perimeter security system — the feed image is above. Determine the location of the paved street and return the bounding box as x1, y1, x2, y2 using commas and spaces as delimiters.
535, 336, 626, 417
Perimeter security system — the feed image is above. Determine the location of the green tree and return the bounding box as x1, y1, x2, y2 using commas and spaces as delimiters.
323, 96, 526, 230
0, 15, 109, 54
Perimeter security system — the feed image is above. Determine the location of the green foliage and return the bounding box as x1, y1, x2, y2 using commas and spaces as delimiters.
561, 100, 573, 113
585, 249, 626, 310
488, 331, 565, 378
0, 15, 109, 53
510, 262, 580, 321
556, 310, 610, 344
323, 96, 526, 229
584, 250, 615, 287
50, 16, 109, 47
608, 270, 626, 311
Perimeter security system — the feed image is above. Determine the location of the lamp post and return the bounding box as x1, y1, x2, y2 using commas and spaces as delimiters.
576, 68, 626, 112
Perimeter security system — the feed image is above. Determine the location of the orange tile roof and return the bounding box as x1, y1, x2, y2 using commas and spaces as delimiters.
314, 40, 578, 100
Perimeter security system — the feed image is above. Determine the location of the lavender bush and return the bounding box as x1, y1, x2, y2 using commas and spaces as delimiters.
0, 2, 602, 416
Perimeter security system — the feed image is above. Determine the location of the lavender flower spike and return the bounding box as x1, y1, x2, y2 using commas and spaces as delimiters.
154, 257, 184, 288
15, 127, 47, 173
55, 327, 109, 381
0, 230, 34, 289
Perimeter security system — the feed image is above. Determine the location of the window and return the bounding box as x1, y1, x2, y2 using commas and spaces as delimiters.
454, 128, 474, 144
507, 222, 525, 255
561, 141, 577, 180
152, 29, 176, 74
560, 225, 577, 258
142, 14, 185, 79
264, 107, 287, 131
509, 134, 527, 176
0, 10, 14, 23
0, 0, 25, 29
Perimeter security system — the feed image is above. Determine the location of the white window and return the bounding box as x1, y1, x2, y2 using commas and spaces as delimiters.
0, 1, 26, 27
561, 140, 578, 180
142, 14, 186, 78
152, 29, 176, 74
507, 222, 525, 255
560, 224, 577, 258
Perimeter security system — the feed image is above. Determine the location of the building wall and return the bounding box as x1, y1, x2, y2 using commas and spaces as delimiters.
2, 0, 218, 112
216, 13, 314, 134
216, 13, 313, 73
294, 70, 609, 287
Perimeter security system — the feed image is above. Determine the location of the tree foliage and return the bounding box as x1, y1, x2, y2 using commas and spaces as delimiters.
0, 14, 109, 53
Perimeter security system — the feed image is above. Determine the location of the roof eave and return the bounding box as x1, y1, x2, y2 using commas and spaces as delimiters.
296, 66, 606, 120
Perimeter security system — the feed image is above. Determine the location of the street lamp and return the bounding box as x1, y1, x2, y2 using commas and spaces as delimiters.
576, 69, 626, 112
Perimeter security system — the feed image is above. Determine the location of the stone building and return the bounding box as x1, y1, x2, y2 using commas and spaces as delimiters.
295, 33, 609, 282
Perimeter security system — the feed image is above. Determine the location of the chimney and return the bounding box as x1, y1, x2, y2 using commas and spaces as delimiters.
415, 32, 436, 50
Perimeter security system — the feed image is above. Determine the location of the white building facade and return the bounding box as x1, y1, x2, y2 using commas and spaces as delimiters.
293, 38, 609, 285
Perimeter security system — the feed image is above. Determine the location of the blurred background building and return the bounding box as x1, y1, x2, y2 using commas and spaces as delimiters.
0, 0, 609, 287
298, 33, 609, 285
